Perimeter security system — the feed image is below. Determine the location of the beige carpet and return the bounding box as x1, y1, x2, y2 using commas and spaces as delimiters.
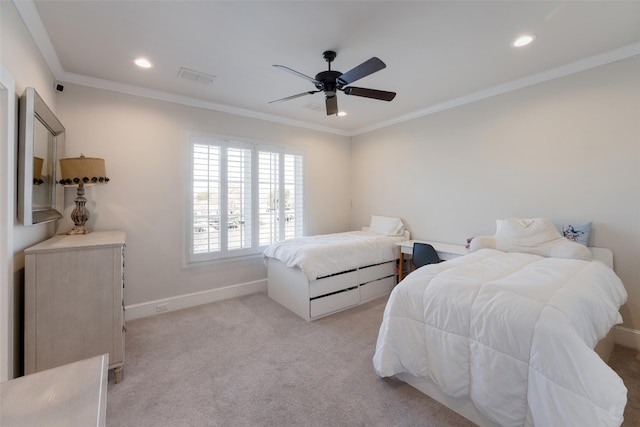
106, 292, 639, 426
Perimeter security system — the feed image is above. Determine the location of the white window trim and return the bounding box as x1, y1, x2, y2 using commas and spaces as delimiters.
181, 130, 305, 267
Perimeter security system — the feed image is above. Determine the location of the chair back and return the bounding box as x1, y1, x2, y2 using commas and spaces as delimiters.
412, 242, 442, 269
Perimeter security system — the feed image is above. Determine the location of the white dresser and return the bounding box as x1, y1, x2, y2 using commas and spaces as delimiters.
24, 231, 126, 383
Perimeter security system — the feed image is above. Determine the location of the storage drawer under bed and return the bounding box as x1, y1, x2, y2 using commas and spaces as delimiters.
359, 261, 396, 284
267, 257, 399, 321
360, 275, 396, 301
309, 270, 358, 298
310, 287, 359, 318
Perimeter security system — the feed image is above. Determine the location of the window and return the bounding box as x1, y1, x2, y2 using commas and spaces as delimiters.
187, 134, 304, 263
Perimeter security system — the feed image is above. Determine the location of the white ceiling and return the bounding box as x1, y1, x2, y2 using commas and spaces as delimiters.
17, 1, 640, 135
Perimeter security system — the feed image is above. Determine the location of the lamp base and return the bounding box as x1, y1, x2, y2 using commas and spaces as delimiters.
67, 183, 92, 235
67, 225, 92, 235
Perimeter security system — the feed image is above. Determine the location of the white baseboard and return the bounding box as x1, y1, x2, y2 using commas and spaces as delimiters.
614, 325, 640, 351
124, 279, 267, 321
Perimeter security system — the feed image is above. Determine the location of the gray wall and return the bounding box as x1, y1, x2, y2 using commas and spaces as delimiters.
1, 0, 60, 379
351, 56, 640, 331
55, 84, 352, 306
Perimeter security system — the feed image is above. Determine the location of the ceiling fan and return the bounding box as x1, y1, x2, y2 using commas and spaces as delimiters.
269, 50, 396, 116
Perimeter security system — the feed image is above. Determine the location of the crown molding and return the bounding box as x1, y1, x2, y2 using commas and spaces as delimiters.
13, 0, 350, 136
57, 71, 352, 136
13, 0, 65, 77
352, 41, 640, 136
15, 0, 640, 138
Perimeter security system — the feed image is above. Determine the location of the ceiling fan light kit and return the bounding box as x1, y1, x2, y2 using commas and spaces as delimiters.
270, 50, 396, 116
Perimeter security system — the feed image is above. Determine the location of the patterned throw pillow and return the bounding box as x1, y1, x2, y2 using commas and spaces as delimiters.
555, 221, 592, 246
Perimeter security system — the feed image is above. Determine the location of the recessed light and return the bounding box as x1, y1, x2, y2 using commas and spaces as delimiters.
134, 57, 152, 68
337, 111, 347, 117
512, 34, 535, 48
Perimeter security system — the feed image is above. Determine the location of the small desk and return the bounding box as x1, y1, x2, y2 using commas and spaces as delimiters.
396, 240, 468, 281
0, 354, 108, 427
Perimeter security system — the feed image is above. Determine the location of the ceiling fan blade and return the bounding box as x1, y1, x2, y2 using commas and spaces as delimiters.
343, 86, 396, 101
337, 57, 386, 86
273, 65, 319, 84
269, 90, 320, 104
325, 95, 338, 116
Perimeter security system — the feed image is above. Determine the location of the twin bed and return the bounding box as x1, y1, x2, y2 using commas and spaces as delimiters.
264, 215, 408, 320
264, 217, 628, 426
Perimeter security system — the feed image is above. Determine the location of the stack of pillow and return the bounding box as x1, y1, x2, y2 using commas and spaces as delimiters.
469, 217, 592, 260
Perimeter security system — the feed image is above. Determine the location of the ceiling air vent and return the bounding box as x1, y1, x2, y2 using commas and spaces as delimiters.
177, 67, 216, 85
302, 101, 324, 112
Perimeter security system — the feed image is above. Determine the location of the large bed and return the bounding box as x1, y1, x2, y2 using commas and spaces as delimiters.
373, 218, 628, 427
264, 215, 408, 320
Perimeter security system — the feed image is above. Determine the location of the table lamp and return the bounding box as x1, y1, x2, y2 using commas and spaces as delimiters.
58, 154, 109, 234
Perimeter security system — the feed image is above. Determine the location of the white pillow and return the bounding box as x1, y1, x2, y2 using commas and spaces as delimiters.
471, 217, 592, 260
496, 217, 561, 247
369, 215, 404, 236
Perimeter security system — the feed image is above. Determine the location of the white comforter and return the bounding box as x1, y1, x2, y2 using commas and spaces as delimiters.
373, 249, 628, 427
263, 230, 404, 281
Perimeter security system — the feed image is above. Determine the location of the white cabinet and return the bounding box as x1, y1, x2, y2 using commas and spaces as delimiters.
1, 355, 108, 426
24, 231, 126, 382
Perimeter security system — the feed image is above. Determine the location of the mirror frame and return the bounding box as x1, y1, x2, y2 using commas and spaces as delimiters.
18, 87, 65, 225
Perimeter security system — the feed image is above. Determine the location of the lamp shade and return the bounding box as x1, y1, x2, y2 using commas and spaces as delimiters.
59, 156, 109, 186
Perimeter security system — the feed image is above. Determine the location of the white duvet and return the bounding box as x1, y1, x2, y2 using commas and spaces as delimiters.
373, 248, 628, 427
263, 230, 404, 281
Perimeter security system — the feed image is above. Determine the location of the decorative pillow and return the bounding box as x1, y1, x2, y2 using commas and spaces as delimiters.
470, 217, 591, 261
369, 215, 404, 236
554, 221, 592, 246
465, 237, 474, 249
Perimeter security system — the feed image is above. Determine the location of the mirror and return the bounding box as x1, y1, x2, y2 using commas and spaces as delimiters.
18, 87, 65, 225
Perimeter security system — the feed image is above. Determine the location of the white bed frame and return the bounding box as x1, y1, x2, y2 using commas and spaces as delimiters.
267, 229, 410, 321
394, 246, 617, 427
